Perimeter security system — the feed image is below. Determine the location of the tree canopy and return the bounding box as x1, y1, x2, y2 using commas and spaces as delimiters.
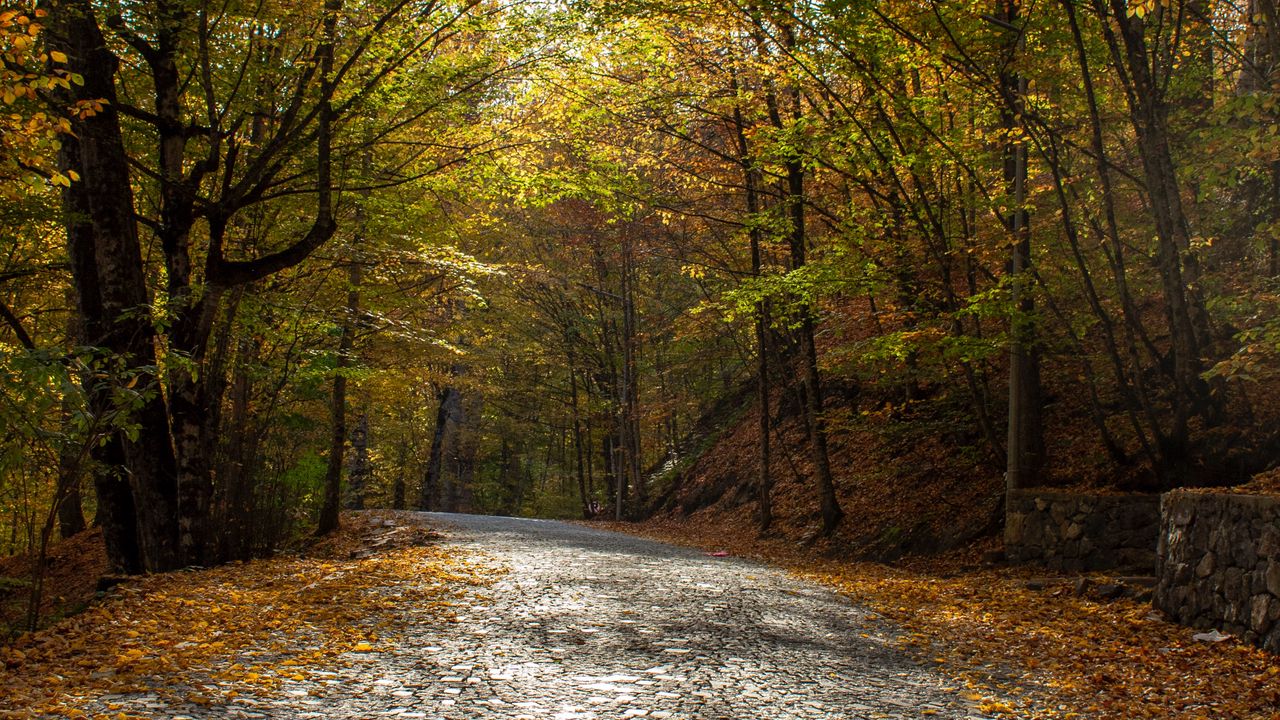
3, 0, 1280, 616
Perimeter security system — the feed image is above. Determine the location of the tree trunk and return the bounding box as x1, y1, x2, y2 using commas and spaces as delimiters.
347, 412, 370, 510
217, 334, 258, 560
1000, 0, 1044, 492
784, 153, 842, 535
312, 0, 343, 536
56, 403, 87, 540
620, 239, 644, 514
50, 0, 181, 573
57, 299, 88, 540
1097, 0, 1215, 456
417, 386, 457, 511
568, 357, 590, 519
316, 329, 350, 535
731, 76, 774, 535
761, 17, 843, 535
1062, 0, 1168, 477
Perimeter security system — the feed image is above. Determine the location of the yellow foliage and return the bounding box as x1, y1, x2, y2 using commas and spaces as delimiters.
0, 8, 84, 199
615, 520, 1280, 720
0, 515, 495, 718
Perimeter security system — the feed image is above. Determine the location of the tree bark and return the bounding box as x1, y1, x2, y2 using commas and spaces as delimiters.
316, 333, 350, 535
779, 122, 842, 535
313, 0, 342, 535
730, 72, 774, 535
620, 238, 644, 514
417, 385, 457, 511
568, 355, 591, 519
50, 0, 180, 573
57, 311, 87, 540
999, 0, 1044, 491
347, 412, 370, 510
1096, 0, 1215, 456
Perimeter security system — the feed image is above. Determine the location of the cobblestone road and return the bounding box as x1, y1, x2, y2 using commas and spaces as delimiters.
86, 513, 1007, 719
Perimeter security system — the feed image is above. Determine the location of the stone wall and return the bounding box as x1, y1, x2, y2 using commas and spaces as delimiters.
1155, 491, 1280, 653
1004, 489, 1161, 572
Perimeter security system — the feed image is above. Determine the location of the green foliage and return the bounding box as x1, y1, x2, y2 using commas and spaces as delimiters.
280, 453, 328, 507
1, 0, 1279, 562
1205, 288, 1280, 384
0, 343, 158, 555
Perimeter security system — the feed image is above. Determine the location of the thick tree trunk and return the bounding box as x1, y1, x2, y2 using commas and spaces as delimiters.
170, 375, 217, 564
217, 335, 258, 561
50, 0, 181, 573
62, 153, 140, 572
311, 0, 343, 536
57, 303, 88, 540
88, 437, 142, 574
55, 462, 86, 540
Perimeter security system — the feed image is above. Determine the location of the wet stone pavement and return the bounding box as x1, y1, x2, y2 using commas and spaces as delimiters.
87, 514, 1007, 719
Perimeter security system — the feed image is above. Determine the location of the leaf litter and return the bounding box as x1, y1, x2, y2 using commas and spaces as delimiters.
0, 511, 498, 719
606, 516, 1280, 720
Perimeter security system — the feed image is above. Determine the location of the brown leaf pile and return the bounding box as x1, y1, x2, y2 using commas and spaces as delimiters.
607, 517, 1280, 720
0, 528, 109, 635
0, 513, 494, 719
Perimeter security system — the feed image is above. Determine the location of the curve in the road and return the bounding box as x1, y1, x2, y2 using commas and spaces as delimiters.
312, 512, 996, 720
77, 513, 1004, 720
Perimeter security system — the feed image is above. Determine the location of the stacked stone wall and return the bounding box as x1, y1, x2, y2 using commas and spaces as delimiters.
1155, 491, 1280, 653
1004, 489, 1160, 572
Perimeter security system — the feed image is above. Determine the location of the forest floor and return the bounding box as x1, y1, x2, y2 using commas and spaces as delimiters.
4, 511, 1278, 719
0, 511, 488, 718
4, 512, 1000, 720
601, 515, 1280, 720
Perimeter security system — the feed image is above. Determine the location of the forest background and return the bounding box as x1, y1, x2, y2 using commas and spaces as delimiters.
3, 0, 1280, 630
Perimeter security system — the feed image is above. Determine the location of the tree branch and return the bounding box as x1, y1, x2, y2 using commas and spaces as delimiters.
0, 299, 36, 349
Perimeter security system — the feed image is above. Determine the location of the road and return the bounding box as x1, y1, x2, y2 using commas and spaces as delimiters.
82, 513, 1002, 719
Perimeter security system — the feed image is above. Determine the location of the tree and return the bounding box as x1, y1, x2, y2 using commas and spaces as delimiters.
46, 0, 511, 571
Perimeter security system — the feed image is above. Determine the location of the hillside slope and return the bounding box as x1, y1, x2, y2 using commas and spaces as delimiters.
652, 380, 1005, 560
